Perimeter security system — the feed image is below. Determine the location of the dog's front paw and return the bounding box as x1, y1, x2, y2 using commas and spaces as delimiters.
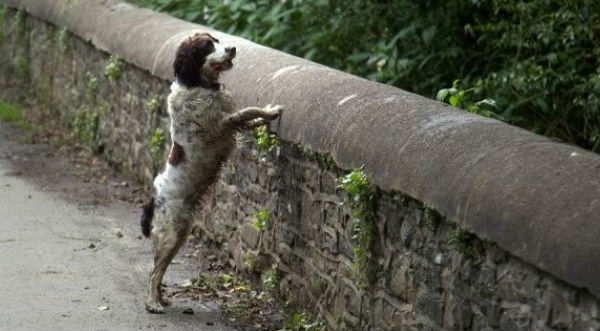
145, 300, 165, 314
263, 104, 283, 119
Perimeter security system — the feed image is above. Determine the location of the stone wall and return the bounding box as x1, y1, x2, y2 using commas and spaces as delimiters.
2, 6, 600, 331
0, 6, 169, 183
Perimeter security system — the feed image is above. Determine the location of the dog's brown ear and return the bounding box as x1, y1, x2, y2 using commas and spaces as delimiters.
205, 33, 219, 43
191, 32, 219, 44
174, 33, 218, 88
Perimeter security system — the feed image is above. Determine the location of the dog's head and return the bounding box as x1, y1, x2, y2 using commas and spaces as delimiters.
173, 32, 236, 89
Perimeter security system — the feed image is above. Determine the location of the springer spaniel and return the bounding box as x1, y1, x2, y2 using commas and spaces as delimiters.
140, 32, 281, 313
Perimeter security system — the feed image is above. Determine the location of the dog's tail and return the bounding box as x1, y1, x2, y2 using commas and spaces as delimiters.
141, 197, 155, 238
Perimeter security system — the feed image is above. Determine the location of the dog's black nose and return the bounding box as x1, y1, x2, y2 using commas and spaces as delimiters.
226, 47, 236, 56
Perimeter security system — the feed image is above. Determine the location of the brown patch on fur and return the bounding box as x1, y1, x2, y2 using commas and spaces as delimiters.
173, 32, 221, 90
168, 142, 185, 166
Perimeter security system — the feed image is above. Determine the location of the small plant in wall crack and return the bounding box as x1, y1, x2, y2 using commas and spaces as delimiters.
145, 96, 162, 114
149, 128, 165, 174
337, 167, 377, 289
71, 108, 100, 147
15, 9, 26, 41
297, 143, 337, 170
105, 55, 123, 81
252, 125, 278, 154
252, 209, 271, 230
262, 264, 278, 294
57, 27, 70, 53
13, 51, 29, 79
448, 226, 485, 260
85, 72, 98, 101
0, 5, 6, 41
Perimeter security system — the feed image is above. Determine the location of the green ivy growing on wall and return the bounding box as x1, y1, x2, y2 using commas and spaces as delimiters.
12, 9, 29, 80
71, 108, 100, 147
148, 128, 165, 174
0, 5, 6, 41
448, 226, 485, 260
15, 9, 25, 40
85, 72, 98, 101
252, 125, 278, 154
145, 96, 162, 114
337, 167, 377, 289
57, 27, 69, 53
105, 55, 123, 81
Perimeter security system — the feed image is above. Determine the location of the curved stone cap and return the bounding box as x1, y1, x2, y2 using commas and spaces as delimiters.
7, 0, 600, 298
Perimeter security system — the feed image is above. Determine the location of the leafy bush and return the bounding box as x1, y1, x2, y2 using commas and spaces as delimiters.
129, 0, 600, 152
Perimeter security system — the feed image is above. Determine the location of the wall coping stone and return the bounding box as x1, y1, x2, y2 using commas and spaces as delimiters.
5, 0, 600, 299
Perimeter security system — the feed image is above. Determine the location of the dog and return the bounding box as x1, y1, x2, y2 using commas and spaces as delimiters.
140, 32, 282, 313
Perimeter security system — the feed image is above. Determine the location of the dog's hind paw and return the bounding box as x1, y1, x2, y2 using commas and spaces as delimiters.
145, 300, 165, 314
159, 296, 172, 307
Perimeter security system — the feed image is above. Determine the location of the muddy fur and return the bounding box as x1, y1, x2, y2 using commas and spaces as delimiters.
141, 32, 281, 313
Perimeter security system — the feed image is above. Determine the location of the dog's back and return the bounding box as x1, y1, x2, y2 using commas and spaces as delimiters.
154, 83, 236, 202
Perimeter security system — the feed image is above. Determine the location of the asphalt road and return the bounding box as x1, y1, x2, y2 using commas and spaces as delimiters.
0, 123, 235, 331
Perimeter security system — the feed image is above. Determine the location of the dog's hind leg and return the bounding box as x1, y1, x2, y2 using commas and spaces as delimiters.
145, 220, 189, 313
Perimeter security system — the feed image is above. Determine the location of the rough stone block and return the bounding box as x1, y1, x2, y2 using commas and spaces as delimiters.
240, 223, 260, 250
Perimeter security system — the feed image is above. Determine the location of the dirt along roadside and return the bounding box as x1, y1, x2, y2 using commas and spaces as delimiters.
0, 116, 284, 330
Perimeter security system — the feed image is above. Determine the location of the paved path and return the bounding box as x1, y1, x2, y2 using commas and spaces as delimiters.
0, 123, 234, 331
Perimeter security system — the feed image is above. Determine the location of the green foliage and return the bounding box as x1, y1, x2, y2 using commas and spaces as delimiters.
57, 27, 69, 53
85, 72, 98, 100
191, 272, 248, 293
71, 108, 99, 146
145, 96, 162, 114
0, 99, 30, 130
0, 5, 6, 41
436, 79, 503, 120
148, 128, 165, 168
0, 100, 23, 122
423, 206, 441, 232
297, 144, 337, 170
221, 273, 233, 288
337, 167, 377, 288
105, 55, 123, 81
284, 311, 324, 331
262, 264, 277, 293
191, 273, 218, 293
252, 125, 278, 154
15, 9, 25, 41
448, 226, 485, 260
243, 251, 258, 272
13, 51, 29, 79
252, 209, 271, 229
130, 0, 600, 153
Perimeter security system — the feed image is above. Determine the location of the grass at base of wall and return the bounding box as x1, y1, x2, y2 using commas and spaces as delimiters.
0, 99, 30, 130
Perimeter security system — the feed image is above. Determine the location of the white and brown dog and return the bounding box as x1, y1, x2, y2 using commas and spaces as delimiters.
140, 32, 281, 313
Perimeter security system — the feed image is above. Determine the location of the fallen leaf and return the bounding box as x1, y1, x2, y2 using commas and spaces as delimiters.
229, 285, 249, 293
